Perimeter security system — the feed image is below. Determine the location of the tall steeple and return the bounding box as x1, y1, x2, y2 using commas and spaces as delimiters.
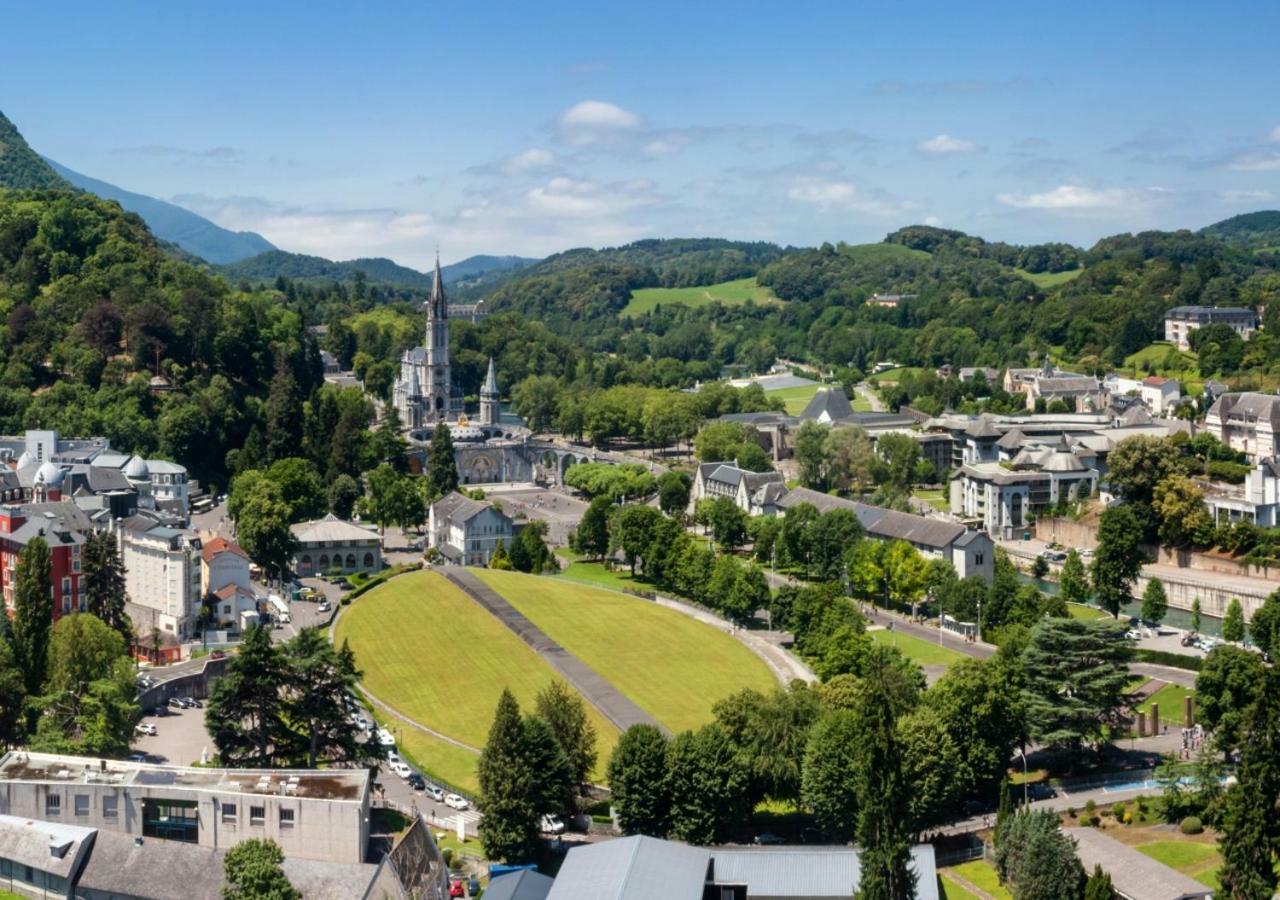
429, 251, 448, 321
424, 250, 451, 422
480, 355, 500, 427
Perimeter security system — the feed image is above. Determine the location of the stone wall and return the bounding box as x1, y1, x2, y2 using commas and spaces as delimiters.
1034, 517, 1101, 550
136, 656, 229, 709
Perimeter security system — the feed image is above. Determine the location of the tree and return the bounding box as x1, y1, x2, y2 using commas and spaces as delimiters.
995, 779, 1013, 848
665, 723, 748, 844
236, 491, 297, 581
522, 714, 576, 818
478, 690, 538, 861
575, 496, 612, 559
265, 356, 304, 464
80, 530, 131, 644
881, 540, 928, 611
995, 809, 1084, 900
1084, 865, 1116, 900
1217, 668, 1280, 899
607, 724, 670, 836
1191, 596, 1202, 634
657, 471, 692, 518
535, 680, 597, 789
781, 502, 820, 576
266, 457, 327, 522
282, 630, 369, 768
899, 705, 963, 829
1106, 435, 1180, 505
925, 658, 1025, 799
1249, 589, 1280, 661
1140, 578, 1168, 626
10, 536, 53, 700
1223, 598, 1245, 644
1091, 506, 1143, 617
609, 505, 664, 576
207, 625, 292, 767
1196, 645, 1267, 756
0, 640, 25, 748
1021, 618, 1131, 750
845, 539, 885, 606
705, 497, 748, 551
489, 541, 513, 570
30, 614, 137, 756
724, 564, 771, 626
1153, 475, 1213, 546
1059, 549, 1091, 606
808, 510, 862, 583
853, 647, 917, 900
510, 520, 556, 574
328, 473, 361, 520
795, 421, 830, 489
368, 405, 408, 471
223, 838, 300, 900
715, 684, 822, 806
511, 374, 561, 433
425, 425, 459, 500
802, 710, 861, 840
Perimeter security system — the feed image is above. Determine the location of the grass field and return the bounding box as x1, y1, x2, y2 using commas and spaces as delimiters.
869, 366, 927, 384
945, 861, 1011, 899
912, 488, 949, 512
1067, 602, 1108, 620
335, 570, 620, 789
1137, 839, 1221, 889
869, 628, 967, 667
474, 569, 777, 733
1134, 683, 1196, 726
937, 876, 983, 900
624, 277, 779, 316
1014, 267, 1084, 289
1121, 342, 1200, 381
764, 381, 872, 415
555, 555, 644, 592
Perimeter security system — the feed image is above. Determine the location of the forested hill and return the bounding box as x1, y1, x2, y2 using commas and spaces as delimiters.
0, 111, 70, 190
1201, 210, 1280, 251
218, 249, 536, 290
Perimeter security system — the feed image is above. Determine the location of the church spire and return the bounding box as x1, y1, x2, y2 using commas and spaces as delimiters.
483, 355, 499, 395
430, 251, 447, 320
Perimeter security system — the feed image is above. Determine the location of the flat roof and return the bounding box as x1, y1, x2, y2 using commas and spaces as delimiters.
1066, 828, 1211, 899
0, 752, 368, 802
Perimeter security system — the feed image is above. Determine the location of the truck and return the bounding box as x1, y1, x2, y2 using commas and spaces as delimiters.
267, 594, 291, 624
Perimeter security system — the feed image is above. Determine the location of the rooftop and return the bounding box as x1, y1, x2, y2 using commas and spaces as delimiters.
0, 751, 368, 802
1066, 827, 1211, 900
290, 514, 381, 544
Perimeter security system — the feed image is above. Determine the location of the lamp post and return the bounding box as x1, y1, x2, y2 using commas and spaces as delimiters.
1020, 750, 1029, 806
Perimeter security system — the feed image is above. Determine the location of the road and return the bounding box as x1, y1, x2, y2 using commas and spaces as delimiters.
854, 381, 885, 412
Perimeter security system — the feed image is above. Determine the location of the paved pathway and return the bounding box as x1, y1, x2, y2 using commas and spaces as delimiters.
442, 569, 663, 734
853, 381, 885, 412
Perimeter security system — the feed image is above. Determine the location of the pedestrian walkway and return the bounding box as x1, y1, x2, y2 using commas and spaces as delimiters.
442, 569, 663, 734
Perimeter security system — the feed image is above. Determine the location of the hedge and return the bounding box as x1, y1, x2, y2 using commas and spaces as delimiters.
1133, 649, 1203, 671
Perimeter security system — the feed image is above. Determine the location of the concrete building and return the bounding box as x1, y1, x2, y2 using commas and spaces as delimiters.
777, 487, 993, 581
1204, 391, 1280, 461
118, 518, 203, 640
951, 436, 1100, 537
428, 491, 514, 566
1004, 358, 1103, 412
200, 537, 251, 597
289, 515, 382, 577
0, 812, 95, 899
1163, 305, 1257, 351
0, 502, 87, 623
1206, 457, 1280, 526
689, 462, 787, 517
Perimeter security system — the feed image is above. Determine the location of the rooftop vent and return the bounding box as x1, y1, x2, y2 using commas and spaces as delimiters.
49, 837, 73, 859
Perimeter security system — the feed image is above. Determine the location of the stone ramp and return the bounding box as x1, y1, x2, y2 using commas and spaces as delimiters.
442, 568, 663, 734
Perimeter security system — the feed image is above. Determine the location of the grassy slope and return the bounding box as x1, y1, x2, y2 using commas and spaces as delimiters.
767, 383, 821, 414
868, 629, 967, 667
624, 276, 779, 316
1014, 267, 1084, 288
1067, 602, 1109, 621
1135, 683, 1196, 725
1136, 839, 1221, 889
474, 569, 777, 734
840, 242, 932, 263
1121, 342, 1201, 390
946, 861, 1012, 899
335, 570, 619, 788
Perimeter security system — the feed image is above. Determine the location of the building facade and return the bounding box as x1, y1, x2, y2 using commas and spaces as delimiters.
289, 515, 382, 577
118, 519, 203, 639
1164, 305, 1257, 350
950, 439, 1099, 537
0, 503, 86, 623
688, 462, 787, 517
1204, 391, 1280, 462
428, 491, 514, 566
393, 257, 464, 429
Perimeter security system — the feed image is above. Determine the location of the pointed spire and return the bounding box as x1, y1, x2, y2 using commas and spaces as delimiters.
483, 355, 499, 395
430, 250, 447, 319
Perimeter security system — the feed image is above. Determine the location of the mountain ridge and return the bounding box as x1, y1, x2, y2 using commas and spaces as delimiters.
216, 248, 538, 289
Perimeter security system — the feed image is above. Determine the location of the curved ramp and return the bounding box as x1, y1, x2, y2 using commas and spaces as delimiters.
441, 569, 664, 734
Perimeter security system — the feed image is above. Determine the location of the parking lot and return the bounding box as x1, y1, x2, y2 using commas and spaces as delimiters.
131, 700, 213, 766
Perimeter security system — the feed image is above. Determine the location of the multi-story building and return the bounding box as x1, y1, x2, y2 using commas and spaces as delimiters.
1164, 305, 1257, 351
118, 518, 203, 640
0, 501, 87, 621
1206, 457, 1280, 526
688, 462, 787, 517
1204, 391, 1280, 462
200, 536, 251, 597
428, 491, 514, 566
289, 515, 382, 577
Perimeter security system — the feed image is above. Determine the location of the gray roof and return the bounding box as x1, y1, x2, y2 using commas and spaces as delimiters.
777, 488, 970, 551
0, 813, 94, 881
709, 845, 938, 900
1037, 376, 1099, 394
547, 835, 709, 900
485, 869, 555, 900
800, 386, 854, 422
291, 514, 381, 544
433, 490, 501, 525
964, 415, 1001, 439
996, 427, 1026, 450
705, 464, 784, 492
1164, 305, 1255, 322
1066, 827, 1211, 900
1208, 391, 1280, 428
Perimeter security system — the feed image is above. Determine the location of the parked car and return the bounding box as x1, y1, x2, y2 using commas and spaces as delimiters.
449, 879, 465, 899
1080, 548, 1094, 557
1040, 550, 1067, 562
423, 784, 445, 802
209, 650, 226, 660
753, 831, 785, 845
407, 773, 426, 791
444, 793, 469, 811
539, 814, 565, 834
317, 600, 331, 613
377, 729, 395, 747
135, 723, 157, 736
1027, 782, 1057, 801
1181, 633, 1199, 647
168, 697, 183, 709
390, 762, 412, 779
127, 752, 148, 763
387, 750, 402, 765
1124, 629, 1142, 641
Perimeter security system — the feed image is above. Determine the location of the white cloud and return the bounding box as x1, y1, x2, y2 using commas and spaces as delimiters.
995, 184, 1139, 210
918, 134, 981, 154
1270, 125, 1280, 142
555, 100, 642, 144
502, 148, 555, 174
923, 215, 943, 226
1219, 189, 1274, 203
1227, 151, 1280, 172
785, 177, 914, 217
526, 176, 659, 218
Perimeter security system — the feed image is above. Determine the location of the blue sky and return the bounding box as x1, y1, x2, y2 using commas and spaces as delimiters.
5, 1, 1280, 268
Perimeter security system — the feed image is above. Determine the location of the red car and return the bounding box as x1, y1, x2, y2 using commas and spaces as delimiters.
449, 878, 465, 898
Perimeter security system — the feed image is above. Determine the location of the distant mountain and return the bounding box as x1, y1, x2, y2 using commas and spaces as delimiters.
45, 159, 276, 265
1201, 210, 1280, 249
0, 111, 70, 189
217, 249, 536, 290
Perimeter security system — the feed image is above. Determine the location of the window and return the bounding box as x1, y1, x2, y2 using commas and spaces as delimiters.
74, 794, 89, 817
103, 795, 118, 819
250, 805, 265, 826
46, 794, 61, 815
143, 799, 198, 843
279, 808, 295, 828
221, 803, 237, 824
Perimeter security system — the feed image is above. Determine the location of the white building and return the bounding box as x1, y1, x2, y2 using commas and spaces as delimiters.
689, 462, 787, 517
1103, 374, 1181, 415
1164, 305, 1257, 351
950, 438, 1100, 537
1204, 392, 1280, 462
429, 491, 514, 566
1206, 457, 1280, 527
200, 536, 251, 596
289, 515, 382, 577
118, 518, 203, 639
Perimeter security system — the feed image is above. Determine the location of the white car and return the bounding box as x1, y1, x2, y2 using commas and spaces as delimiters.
539, 814, 565, 834
1124, 629, 1142, 641
387, 750, 402, 765
134, 723, 157, 736
444, 793, 469, 811
390, 762, 413, 779
377, 729, 395, 747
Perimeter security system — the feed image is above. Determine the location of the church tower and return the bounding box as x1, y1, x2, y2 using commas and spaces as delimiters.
480, 355, 500, 427
424, 254, 451, 422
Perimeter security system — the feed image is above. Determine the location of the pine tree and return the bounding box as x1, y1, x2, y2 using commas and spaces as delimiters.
369, 405, 408, 472
478, 690, 538, 862
1021, 618, 1132, 750
522, 714, 576, 817
1083, 865, 1116, 900
1217, 668, 1280, 899
283, 631, 370, 768
535, 680, 597, 789
223, 838, 300, 900
606, 724, 670, 836
81, 531, 131, 644
1140, 578, 1168, 626
265, 355, 304, 464
1059, 549, 1091, 606
206, 625, 292, 767
1191, 597, 1202, 634
10, 537, 53, 700
425, 425, 459, 500
853, 650, 916, 900
1223, 598, 1245, 644
995, 778, 1013, 849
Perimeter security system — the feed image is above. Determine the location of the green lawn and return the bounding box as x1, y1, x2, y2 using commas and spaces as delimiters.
474, 569, 777, 734
624, 276, 780, 316
912, 488, 949, 512
937, 875, 984, 900
335, 570, 619, 789
868, 628, 967, 667
946, 860, 1012, 899
1067, 602, 1108, 620
1137, 840, 1221, 889
1121, 342, 1200, 380
1014, 267, 1084, 289
1134, 683, 1196, 727
555, 556, 645, 592
766, 382, 822, 414
869, 366, 926, 384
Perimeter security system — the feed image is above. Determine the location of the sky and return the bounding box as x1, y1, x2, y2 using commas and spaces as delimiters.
5, 0, 1280, 269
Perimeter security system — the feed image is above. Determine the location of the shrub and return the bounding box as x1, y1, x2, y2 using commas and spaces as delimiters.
1091, 815, 1101, 827
1067, 807, 1077, 818
1123, 810, 1134, 825
1085, 799, 1097, 814
1180, 816, 1203, 835
1112, 802, 1126, 819
441, 847, 453, 867
340, 597, 352, 606
1078, 815, 1091, 828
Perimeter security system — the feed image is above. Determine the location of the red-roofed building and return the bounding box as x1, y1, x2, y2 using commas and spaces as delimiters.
0, 503, 86, 622
200, 536, 251, 597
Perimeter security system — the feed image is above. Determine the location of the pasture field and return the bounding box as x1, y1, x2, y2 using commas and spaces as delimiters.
624, 277, 780, 316
1014, 267, 1084, 289
473, 569, 777, 734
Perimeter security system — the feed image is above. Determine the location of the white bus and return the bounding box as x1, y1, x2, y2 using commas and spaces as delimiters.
267, 594, 290, 624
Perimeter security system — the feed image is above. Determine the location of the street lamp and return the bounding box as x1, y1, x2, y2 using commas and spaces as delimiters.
1020, 750, 1029, 806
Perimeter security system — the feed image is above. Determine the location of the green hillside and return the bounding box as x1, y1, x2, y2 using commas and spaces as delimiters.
624, 276, 780, 315
840, 241, 932, 263
219, 249, 534, 290
0, 110, 69, 190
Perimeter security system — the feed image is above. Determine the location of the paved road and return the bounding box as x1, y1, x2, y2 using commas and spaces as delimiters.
443, 568, 662, 733
854, 381, 885, 412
